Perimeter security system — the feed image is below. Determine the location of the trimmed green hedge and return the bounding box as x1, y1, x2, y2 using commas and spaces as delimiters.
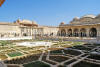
50, 50, 62, 54
8, 52, 23, 57
23, 61, 50, 67
0, 41, 12, 46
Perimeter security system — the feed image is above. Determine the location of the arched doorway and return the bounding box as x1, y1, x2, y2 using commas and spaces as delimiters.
89, 28, 97, 37
57, 31, 60, 36
61, 29, 66, 36
73, 28, 79, 37
80, 28, 86, 37
23, 33, 27, 36
68, 29, 72, 37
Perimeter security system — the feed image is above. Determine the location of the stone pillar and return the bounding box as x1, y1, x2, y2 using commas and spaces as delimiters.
59, 30, 61, 36
72, 28, 74, 37
95, 26, 100, 41
97, 27, 100, 37
86, 28, 90, 37
78, 28, 80, 37
66, 29, 68, 36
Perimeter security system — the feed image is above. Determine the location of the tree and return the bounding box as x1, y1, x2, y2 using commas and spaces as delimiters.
0, 0, 5, 7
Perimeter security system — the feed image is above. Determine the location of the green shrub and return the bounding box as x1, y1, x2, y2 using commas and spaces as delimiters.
0, 41, 12, 46
23, 61, 50, 67
8, 52, 23, 57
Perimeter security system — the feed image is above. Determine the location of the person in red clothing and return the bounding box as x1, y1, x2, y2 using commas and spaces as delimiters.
0, 0, 5, 7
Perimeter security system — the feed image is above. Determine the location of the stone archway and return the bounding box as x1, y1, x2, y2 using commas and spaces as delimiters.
89, 28, 97, 37
80, 28, 86, 37
57, 31, 60, 36
68, 29, 72, 37
23, 33, 28, 36
61, 29, 66, 36
73, 28, 79, 37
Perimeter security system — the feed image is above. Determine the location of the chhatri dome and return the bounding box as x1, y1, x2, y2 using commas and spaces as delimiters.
59, 22, 65, 26
22, 19, 32, 23
82, 14, 96, 18
22, 19, 37, 24
60, 22, 65, 25
74, 17, 79, 19
17, 19, 37, 25
73, 17, 79, 20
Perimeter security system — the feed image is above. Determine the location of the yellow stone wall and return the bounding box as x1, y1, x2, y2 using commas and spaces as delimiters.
0, 24, 20, 37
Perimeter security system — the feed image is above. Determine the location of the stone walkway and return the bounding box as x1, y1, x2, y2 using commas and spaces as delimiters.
38, 51, 45, 61
67, 55, 89, 67
0, 61, 7, 67
3, 43, 100, 67
37, 45, 100, 67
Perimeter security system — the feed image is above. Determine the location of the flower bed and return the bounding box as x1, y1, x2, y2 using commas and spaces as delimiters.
4, 49, 16, 54
50, 50, 63, 54
73, 61, 100, 67
4, 54, 40, 64
88, 55, 100, 60
72, 45, 92, 51
7, 52, 23, 57
23, 61, 50, 67
42, 53, 56, 65
49, 56, 69, 62
0, 54, 8, 60
63, 49, 81, 56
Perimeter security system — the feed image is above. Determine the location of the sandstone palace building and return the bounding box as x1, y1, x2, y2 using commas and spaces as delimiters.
0, 14, 100, 39
0, 19, 58, 38
59, 14, 100, 38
